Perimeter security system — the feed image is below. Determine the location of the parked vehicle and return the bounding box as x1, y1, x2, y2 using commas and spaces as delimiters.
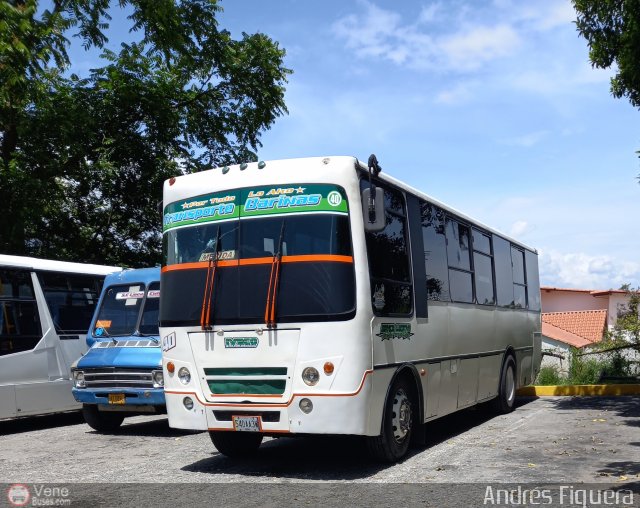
71, 267, 163, 431
159, 155, 542, 461
0, 255, 119, 420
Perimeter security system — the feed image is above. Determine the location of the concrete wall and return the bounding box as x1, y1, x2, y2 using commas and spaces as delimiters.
541, 289, 608, 313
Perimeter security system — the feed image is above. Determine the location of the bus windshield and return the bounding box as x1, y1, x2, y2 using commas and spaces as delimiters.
161, 213, 356, 326
93, 282, 160, 337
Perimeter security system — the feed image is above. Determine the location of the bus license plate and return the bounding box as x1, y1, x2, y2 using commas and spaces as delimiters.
108, 393, 126, 405
232, 415, 261, 432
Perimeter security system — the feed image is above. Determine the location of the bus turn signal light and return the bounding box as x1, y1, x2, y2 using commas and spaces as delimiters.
167, 361, 175, 374
324, 362, 334, 375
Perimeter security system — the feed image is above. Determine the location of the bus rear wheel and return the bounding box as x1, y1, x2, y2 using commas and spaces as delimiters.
367, 377, 414, 462
209, 431, 263, 458
493, 355, 517, 414
82, 404, 125, 432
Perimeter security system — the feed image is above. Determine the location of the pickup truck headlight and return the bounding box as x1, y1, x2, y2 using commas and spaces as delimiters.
73, 370, 86, 388
151, 370, 164, 388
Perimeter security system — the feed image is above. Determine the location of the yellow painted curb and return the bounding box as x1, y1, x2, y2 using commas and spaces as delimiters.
517, 384, 640, 396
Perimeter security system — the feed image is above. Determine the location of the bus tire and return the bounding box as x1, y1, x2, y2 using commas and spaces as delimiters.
209, 431, 263, 458
492, 355, 516, 414
82, 404, 125, 432
367, 377, 414, 463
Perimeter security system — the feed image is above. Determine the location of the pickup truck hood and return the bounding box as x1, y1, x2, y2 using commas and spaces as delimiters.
76, 339, 161, 369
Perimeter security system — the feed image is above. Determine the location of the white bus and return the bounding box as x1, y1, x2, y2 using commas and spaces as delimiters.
0, 255, 119, 419
160, 155, 542, 462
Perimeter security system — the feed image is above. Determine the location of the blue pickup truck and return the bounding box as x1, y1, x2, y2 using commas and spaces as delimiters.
71, 267, 163, 431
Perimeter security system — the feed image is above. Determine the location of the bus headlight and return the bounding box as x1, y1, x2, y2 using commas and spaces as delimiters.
302, 367, 319, 386
73, 370, 86, 388
299, 398, 313, 414
178, 367, 191, 385
183, 397, 194, 410
152, 370, 164, 388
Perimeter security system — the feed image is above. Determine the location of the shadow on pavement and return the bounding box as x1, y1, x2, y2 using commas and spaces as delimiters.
545, 396, 640, 429
0, 411, 84, 436
87, 416, 203, 438
596, 460, 640, 478
181, 398, 536, 481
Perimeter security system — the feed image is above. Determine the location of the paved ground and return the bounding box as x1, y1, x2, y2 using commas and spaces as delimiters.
1, 396, 638, 486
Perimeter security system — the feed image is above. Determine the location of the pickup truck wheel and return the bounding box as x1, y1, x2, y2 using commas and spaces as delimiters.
82, 404, 125, 432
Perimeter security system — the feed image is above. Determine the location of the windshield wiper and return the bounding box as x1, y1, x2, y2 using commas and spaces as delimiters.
200, 227, 221, 330
265, 220, 285, 328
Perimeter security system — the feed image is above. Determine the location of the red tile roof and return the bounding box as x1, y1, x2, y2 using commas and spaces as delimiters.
541, 286, 596, 293
541, 309, 607, 348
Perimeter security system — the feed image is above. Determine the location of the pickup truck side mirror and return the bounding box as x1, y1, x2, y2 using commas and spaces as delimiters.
362, 186, 385, 233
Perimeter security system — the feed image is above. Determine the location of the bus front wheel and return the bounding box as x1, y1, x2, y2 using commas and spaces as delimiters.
367, 377, 414, 462
493, 355, 517, 414
82, 404, 125, 432
209, 431, 263, 458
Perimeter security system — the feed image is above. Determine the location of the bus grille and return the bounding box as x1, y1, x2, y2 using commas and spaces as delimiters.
204, 367, 288, 396
213, 410, 281, 422
82, 368, 155, 389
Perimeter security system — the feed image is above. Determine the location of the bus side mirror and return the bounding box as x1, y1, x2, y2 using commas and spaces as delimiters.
362, 187, 385, 232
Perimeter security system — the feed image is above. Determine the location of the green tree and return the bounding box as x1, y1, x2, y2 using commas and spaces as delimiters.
604, 285, 640, 350
573, 0, 640, 182
574, 0, 640, 108
0, 0, 290, 266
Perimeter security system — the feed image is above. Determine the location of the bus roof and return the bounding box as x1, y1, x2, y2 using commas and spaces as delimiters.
354, 158, 537, 254
0, 254, 121, 275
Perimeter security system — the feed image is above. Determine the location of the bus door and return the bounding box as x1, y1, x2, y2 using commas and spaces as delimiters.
36, 271, 102, 380
0, 268, 47, 418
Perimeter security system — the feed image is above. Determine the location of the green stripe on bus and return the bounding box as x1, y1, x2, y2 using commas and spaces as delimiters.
208, 380, 286, 395
204, 367, 288, 376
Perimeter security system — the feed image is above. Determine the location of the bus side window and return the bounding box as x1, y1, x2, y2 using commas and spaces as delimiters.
362, 182, 413, 316
472, 229, 495, 305
37, 272, 102, 334
445, 218, 473, 303
511, 247, 527, 309
494, 236, 515, 307
420, 201, 450, 302
0, 269, 42, 356
525, 250, 541, 311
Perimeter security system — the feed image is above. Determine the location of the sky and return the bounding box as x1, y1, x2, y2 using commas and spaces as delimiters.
67, 0, 640, 290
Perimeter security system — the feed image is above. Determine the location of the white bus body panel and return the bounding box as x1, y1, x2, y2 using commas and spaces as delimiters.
0, 256, 119, 420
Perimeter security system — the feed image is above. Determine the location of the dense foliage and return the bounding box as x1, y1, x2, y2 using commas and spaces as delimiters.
0, 0, 290, 266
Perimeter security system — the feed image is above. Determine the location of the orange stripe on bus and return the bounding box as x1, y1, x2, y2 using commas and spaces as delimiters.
164, 369, 372, 408
161, 254, 354, 273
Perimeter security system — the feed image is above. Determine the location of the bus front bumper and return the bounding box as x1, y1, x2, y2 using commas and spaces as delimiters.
165, 385, 373, 436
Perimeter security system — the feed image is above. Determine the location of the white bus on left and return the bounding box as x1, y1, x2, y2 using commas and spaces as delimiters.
0, 255, 119, 420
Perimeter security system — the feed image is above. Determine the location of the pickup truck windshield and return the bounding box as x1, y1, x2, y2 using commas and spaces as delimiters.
93, 282, 160, 337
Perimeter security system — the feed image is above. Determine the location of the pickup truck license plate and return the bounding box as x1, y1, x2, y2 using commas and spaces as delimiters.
232, 415, 261, 432
108, 393, 126, 405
